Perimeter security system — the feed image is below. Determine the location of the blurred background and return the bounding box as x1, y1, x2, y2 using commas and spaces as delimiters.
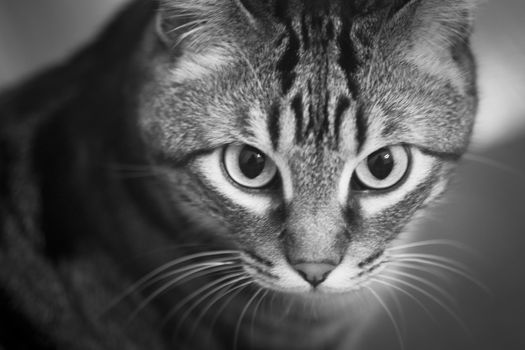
0, 0, 524, 349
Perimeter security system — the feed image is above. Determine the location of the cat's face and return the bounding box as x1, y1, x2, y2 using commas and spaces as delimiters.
138, 0, 478, 294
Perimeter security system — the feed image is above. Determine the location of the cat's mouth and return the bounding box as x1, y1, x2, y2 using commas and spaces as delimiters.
240, 251, 389, 295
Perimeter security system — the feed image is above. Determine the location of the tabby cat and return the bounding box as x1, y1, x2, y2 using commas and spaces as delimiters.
0, 0, 478, 349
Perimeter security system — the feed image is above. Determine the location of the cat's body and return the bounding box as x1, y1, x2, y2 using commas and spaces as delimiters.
0, 0, 478, 349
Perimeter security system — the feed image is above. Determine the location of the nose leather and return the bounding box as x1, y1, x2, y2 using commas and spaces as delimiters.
293, 262, 336, 287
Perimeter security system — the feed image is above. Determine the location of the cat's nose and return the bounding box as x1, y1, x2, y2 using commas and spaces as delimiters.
293, 262, 336, 287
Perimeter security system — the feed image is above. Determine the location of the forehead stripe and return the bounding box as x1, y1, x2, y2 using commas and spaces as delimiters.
355, 102, 368, 153
275, 1, 300, 95
268, 102, 281, 150
300, 11, 311, 50
291, 93, 304, 144
337, 17, 361, 98
317, 90, 331, 144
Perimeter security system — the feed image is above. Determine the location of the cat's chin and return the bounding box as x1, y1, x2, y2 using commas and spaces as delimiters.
251, 277, 368, 297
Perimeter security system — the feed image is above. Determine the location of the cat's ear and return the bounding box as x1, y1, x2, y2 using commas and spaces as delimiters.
384, 0, 480, 87
390, 0, 480, 50
154, 0, 261, 82
155, 0, 261, 50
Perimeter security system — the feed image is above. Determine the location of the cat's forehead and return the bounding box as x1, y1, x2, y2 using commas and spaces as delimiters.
146, 0, 477, 161
263, 0, 405, 19
249, 8, 372, 155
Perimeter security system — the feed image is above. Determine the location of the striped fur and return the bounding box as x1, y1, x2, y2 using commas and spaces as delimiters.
0, 0, 479, 349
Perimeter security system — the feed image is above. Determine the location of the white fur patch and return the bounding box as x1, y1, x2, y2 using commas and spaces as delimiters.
405, 44, 466, 91
245, 108, 272, 149
171, 48, 231, 83
323, 263, 362, 290
272, 262, 311, 291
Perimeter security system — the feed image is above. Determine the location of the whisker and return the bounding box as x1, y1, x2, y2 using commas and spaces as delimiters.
233, 288, 264, 350
187, 279, 254, 342
173, 273, 249, 337
371, 278, 437, 323
161, 267, 245, 326
386, 269, 456, 304
250, 289, 269, 348
102, 254, 237, 317
387, 286, 407, 337
391, 259, 490, 293
380, 274, 470, 335
365, 286, 405, 350
387, 239, 475, 254
391, 253, 470, 271
206, 281, 254, 338
143, 259, 236, 289
128, 264, 240, 324
124, 260, 233, 299
103, 250, 239, 312
387, 260, 450, 280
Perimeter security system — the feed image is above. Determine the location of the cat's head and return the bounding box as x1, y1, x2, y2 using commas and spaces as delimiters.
138, 0, 478, 294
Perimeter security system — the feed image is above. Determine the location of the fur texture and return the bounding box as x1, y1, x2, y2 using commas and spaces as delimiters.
0, 0, 478, 349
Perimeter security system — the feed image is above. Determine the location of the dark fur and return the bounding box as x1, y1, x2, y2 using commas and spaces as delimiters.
0, 2, 173, 349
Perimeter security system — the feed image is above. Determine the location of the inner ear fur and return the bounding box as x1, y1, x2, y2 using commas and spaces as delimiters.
156, 0, 263, 51
381, 0, 479, 92
391, 0, 479, 51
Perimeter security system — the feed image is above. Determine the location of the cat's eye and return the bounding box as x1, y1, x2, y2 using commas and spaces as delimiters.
353, 146, 410, 191
223, 145, 278, 189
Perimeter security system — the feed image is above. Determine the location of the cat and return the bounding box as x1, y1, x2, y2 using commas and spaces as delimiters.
0, 0, 478, 349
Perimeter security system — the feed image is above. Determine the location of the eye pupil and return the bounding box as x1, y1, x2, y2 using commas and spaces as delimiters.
367, 149, 394, 180
239, 146, 266, 179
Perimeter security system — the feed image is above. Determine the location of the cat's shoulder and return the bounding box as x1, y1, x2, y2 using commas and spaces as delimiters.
0, 2, 166, 349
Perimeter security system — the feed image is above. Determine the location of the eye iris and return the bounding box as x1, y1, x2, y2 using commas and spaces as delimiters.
367, 149, 394, 180
238, 146, 266, 179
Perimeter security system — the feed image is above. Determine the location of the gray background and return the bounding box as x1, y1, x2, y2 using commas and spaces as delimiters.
0, 1, 524, 349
